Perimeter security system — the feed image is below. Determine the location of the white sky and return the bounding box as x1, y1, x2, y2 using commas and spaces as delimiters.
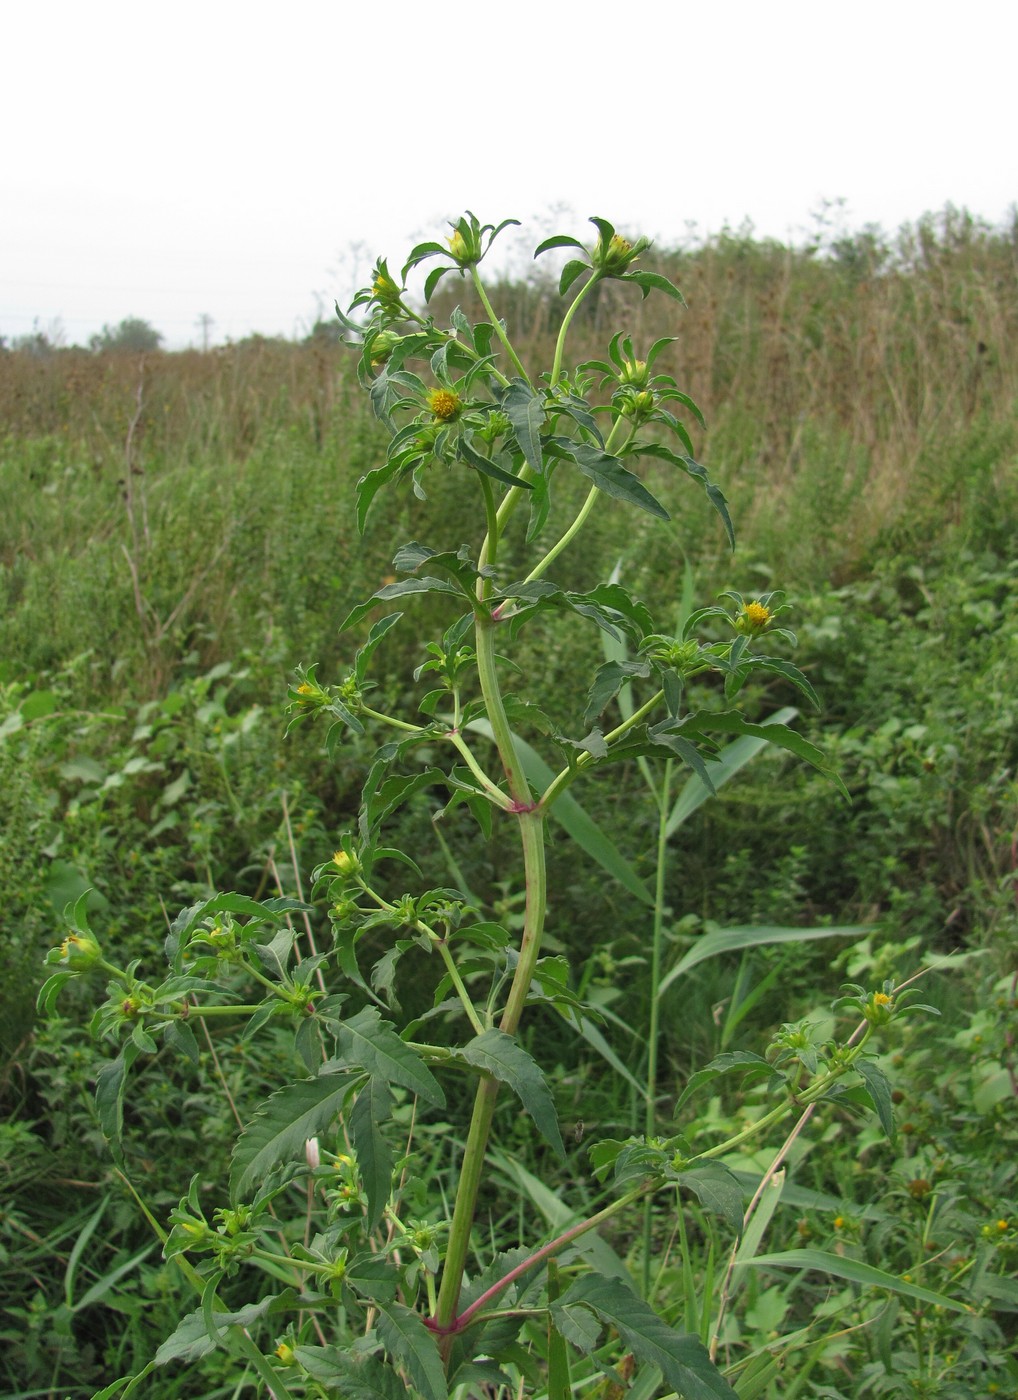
3, 0, 1015, 349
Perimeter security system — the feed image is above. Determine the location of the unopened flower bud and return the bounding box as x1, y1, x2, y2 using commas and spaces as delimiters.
305, 1137, 321, 1170
620, 359, 649, 387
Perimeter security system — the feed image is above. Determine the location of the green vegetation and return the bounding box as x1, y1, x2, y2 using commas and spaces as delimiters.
1, 206, 1016, 1398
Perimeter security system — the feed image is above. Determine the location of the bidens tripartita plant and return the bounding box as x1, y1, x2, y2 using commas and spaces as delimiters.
44, 213, 936, 1400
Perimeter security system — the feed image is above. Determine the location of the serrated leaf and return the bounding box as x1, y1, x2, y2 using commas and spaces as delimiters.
747, 1249, 972, 1314
294, 1348, 408, 1400
503, 379, 546, 474
458, 435, 533, 489
375, 1301, 449, 1400
331, 1007, 445, 1107
230, 1070, 356, 1203
154, 1291, 299, 1365
680, 711, 848, 799
558, 1274, 739, 1400
342, 577, 467, 632
676, 1051, 773, 1109
678, 1162, 746, 1236
549, 1299, 602, 1353
95, 1043, 141, 1163
856, 1059, 896, 1142
619, 269, 686, 303
349, 1078, 394, 1230
459, 1029, 564, 1157
565, 442, 669, 519
665, 706, 799, 835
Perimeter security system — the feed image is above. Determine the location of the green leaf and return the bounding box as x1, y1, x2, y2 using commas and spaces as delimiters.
294, 1348, 408, 1400
330, 1007, 445, 1107
230, 1070, 356, 1203
458, 435, 534, 489
665, 707, 798, 835
678, 1162, 746, 1236
747, 1249, 972, 1314
680, 711, 848, 799
676, 1051, 773, 1110
154, 1291, 299, 1365
564, 441, 669, 519
95, 1043, 141, 1163
341, 577, 468, 632
534, 234, 587, 256
660, 923, 866, 1000
503, 379, 546, 474
558, 1274, 739, 1400
856, 1059, 896, 1142
375, 1301, 449, 1400
356, 459, 402, 534
458, 1029, 564, 1157
619, 270, 686, 303
349, 1078, 394, 1231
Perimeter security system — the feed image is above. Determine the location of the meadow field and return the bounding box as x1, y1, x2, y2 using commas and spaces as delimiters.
2, 207, 1017, 1398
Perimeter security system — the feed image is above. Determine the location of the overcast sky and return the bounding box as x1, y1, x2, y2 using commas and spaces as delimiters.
3, 0, 1015, 349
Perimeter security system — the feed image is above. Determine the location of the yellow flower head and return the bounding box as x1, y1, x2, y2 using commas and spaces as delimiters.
333, 850, 358, 875
874, 992, 892, 1006
428, 388, 462, 422
744, 602, 772, 629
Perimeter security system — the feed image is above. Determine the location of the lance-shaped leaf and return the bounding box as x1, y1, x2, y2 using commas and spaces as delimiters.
584, 659, 653, 728
558, 440, 669, 519
557, 1274, 739, 1400
294, 1348, 408, 1400
458, 1028, 565, 1158
375, 1301, 449, 1400
327, 1007, 445, 1107
678, 711, 848, 799
341, 577, 467, 632
856, 1058, 896, 1142
95, 1043, 141, 1164
230, 1070, 357, 1203
349, 1078, 395, 1231
458, 435, 534, 489
678, 1162, 746, 1236
154, 1291, 300, 1366
503, 379, 546, 474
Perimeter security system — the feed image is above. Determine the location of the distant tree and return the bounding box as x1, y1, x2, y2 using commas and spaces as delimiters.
304, 317, 344, 346
89, 317, 163, 353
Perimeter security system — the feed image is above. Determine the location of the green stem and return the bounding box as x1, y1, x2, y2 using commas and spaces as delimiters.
550, 273, 601, 386
449, 1180, 650, 1335
445, 730, 514, 810
541, 690, 665, 811
358, 705, 425, 735
470, 267, 531, 385
434, 608, 548, 1336
434, 940, 486, 1038
180, 1004, 266, 1018
641, 758, 672, 1297
522, 417, 633, 586
524, 484, 599, 584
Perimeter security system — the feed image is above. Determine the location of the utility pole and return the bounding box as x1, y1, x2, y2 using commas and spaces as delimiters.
195, 313, 215, 352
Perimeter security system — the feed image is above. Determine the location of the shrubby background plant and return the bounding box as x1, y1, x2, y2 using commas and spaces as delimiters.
0, 206, 1015, 1398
